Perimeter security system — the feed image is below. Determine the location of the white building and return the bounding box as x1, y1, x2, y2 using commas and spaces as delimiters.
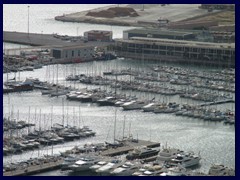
51, 45, 94, 64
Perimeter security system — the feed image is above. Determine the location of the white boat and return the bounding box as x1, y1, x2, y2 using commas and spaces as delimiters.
95, 159, 122, 175
142, 103, 158, 112
69, 157, 99, 172
110, 162, 139, 176
168, 153, 201, 168
50, 90, 68, 97
160, 166, 187, 176
122, 101, 147, 110
61, 155, 79, 170
156, 148, 182, 163
89, 161, 108, 171
208, 164, 235, 176
153, 105, 167, 113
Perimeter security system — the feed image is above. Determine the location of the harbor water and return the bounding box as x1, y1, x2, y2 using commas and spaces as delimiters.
3, 4, 235, 176
3, 59, 235, 175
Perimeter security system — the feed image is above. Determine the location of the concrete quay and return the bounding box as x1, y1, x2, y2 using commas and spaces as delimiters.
3, 159, 64, 176
101, 139, 160, 156
3, 31, 114, 47
4, 139, 160, 176
55, 4, 210, 27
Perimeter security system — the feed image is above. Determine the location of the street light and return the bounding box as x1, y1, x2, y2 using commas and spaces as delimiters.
27, 6, 30, 36
77, 27, 79, 36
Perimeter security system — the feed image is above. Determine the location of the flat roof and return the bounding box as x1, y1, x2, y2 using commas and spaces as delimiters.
117, 37, 235, 49
85, 30, 112, 34
52, 44, 94, 50
124, 28, 195, 37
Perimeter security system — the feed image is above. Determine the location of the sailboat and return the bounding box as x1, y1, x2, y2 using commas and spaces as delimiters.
105, 108, 124, 148
50, 64, 69, 97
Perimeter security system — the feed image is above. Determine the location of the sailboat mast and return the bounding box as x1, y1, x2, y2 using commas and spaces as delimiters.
56, 64, 59, 94
51, 106, 53, 128
28, 106, 30, 134
39, 109, 41, 131
6, 50, 9, 84
79, 106, 81, 128
67, 101, 69, 126
123, 115, 126, 139
128, 122, 131, 138
17, 109, 19, 138
113, 108, 117, 143
62, 98, 64, 126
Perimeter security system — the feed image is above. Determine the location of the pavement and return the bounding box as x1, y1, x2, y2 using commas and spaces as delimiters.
3, 31, 114, 48
55, 4, 211, 27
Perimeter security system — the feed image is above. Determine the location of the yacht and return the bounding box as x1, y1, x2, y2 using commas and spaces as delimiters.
142, 103, 158, 112
126, 147, 159, 160
97, 96, 116, 106
110, 162, 140, 176
155, 148, 182, 163
168, 153, 201, 168
122, 101, 147, 110
89, 160, 108, 172
61, 155, 80, 170
95, 159, 123, 175
160, 166, 187, 176
208, 164, 235, 176
69, 156, 99, 172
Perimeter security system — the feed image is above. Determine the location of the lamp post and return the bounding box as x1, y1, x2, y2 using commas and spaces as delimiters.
77, 27, 79, 36
27, 6, 30, 36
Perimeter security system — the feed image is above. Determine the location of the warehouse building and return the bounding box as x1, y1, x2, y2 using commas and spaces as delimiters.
114, 37, 235, 67
123, 28, 197, 40
199, 4, 235, 11
51, 45, 94, 64
84, 30, 113, 42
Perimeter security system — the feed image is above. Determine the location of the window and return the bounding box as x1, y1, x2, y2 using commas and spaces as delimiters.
78, 50, 80, 56
72, 50, 74, 57
52, 50, 61, 59
65, 52, 68, 58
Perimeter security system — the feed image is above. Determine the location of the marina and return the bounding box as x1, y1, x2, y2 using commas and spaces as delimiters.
3, 4, 235, 176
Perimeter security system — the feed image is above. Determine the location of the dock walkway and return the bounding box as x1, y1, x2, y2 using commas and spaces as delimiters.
3, 159, 64, 176
101, 139, 160, 156
3, 31, 113, 47
4, 139, 160, 176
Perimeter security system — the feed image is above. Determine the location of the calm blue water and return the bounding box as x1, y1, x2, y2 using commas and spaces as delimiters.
3, 4, 235, 175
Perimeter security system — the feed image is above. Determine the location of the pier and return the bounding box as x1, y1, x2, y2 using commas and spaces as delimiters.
3, 139, 160, 176
3, 159, 64, 176
3, 31, 113, 47
101, 139, 160, 156
198, 99, 235, 107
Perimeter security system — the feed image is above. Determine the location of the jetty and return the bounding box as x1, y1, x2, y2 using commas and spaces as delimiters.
3, 159, 64, 176
198, 99, 235, 107
3, 139, 160, 176
3, 31, 113, 47
101, 139, 160, 156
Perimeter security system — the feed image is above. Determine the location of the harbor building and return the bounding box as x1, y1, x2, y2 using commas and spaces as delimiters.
114, 37, 235, 67
123, 28, 197, 40
51, 45, 94, 64
84, 30, 113, 42
199, 4, 235, 11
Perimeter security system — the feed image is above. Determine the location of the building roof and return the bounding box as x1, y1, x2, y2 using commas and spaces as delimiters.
52, 44, 94, 50
85, 30, 112, 34
117, 37, 235, 49
123, 28, 195, 37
